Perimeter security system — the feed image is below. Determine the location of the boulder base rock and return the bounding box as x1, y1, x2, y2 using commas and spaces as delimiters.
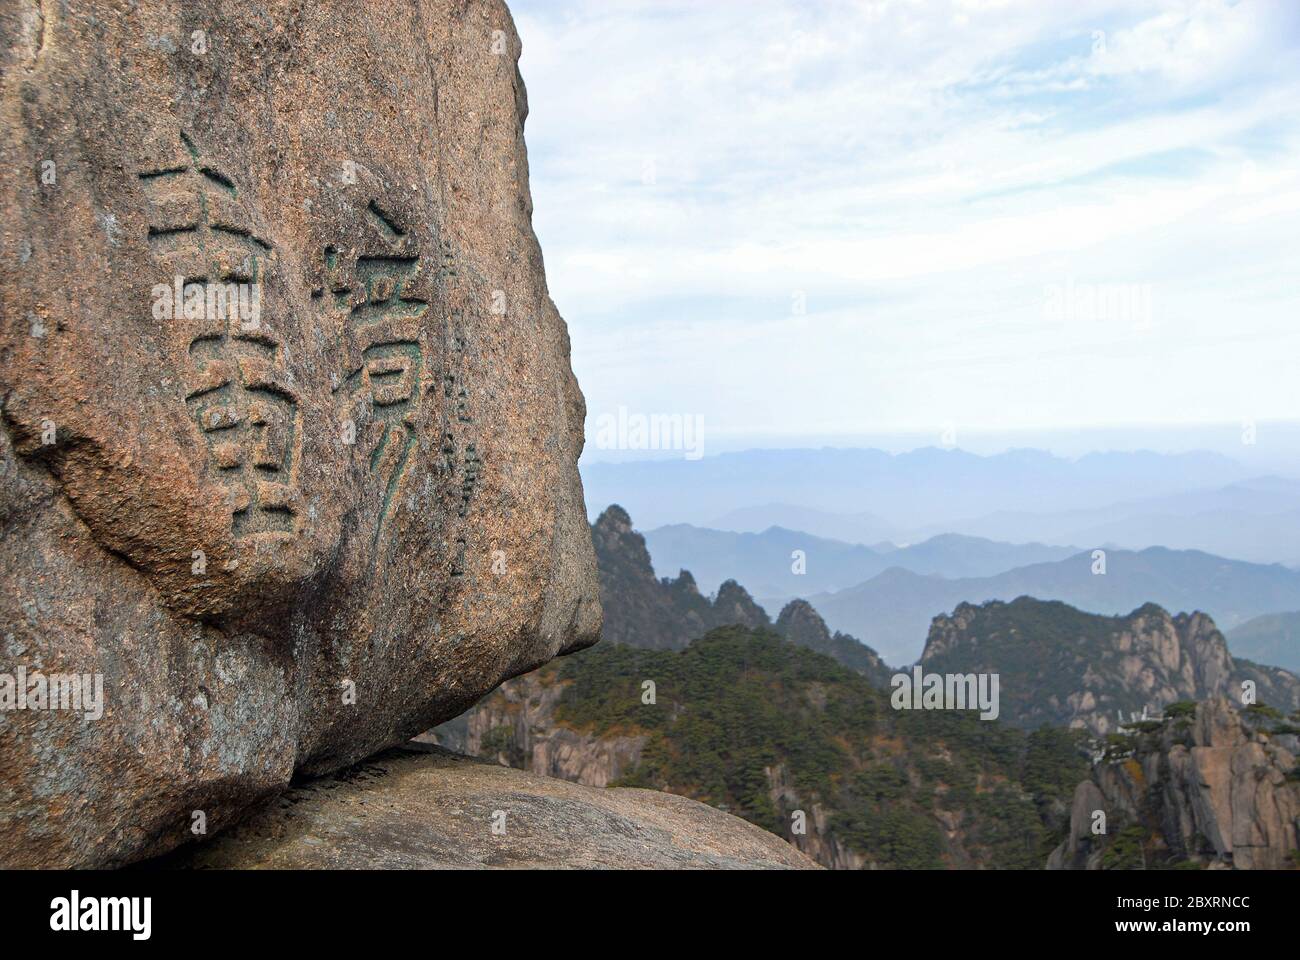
152, 745, 820, 869
0, 0, 598, 868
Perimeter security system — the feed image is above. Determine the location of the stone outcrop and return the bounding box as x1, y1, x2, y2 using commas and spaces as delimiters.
592, 504, 716, 650
1048, 699, 1300, 869
419, 668, 647, 787
763, 761, 869, 870
152, 745, 820, 869
592, 504, 768, 649
0, 0, 599, 868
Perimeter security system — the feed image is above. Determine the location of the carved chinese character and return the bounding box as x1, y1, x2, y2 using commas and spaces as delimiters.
321, 201, 429, 543
139, 131, 299, 538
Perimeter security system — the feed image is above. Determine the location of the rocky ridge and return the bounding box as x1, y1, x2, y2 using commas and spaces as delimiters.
593, 505, 889, 678
921, 598, 1300, 735
422, 667, 648, 788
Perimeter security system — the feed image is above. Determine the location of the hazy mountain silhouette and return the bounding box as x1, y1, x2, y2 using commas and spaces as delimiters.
790, 548, 1300, 665
644, 523, 1077, 597
581, 446, 1252, 532
1228, 611, 1300, 674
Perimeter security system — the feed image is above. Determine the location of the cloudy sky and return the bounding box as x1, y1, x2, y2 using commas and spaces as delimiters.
508, 0, 1300, 457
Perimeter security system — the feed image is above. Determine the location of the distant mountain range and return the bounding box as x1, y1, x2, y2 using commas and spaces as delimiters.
644, 523, 1078, 597
716, 478, 1300, 567
706, 504, 907, 546
1228, 612, 1300, 674
798, 547, 1300, 665
907, 476, 1300, 565
598, 504, 1300, 682
581, 445, 1255, 530
583, 447, 1300, 567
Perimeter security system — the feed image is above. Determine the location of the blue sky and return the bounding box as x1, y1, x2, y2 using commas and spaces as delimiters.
508, 0, 1300, 458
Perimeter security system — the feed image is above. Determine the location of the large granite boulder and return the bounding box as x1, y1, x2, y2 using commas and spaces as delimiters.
152, 745, 820, 869
0, 0, 599, 867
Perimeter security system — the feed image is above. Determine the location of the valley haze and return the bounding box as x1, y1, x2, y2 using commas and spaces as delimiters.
583, 443, 1300, 667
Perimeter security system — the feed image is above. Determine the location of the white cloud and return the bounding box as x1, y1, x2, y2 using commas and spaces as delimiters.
510, 0, 1300, 442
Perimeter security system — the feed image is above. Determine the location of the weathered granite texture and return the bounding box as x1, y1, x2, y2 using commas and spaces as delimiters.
0, 0, 599, 867
154, 745, 820, 869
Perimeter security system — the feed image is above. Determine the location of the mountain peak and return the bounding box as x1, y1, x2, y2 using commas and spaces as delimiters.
776, 599, 832, 645
594, 503, 634, 533
775, 599, 892, 684
714, 580, 772, 630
